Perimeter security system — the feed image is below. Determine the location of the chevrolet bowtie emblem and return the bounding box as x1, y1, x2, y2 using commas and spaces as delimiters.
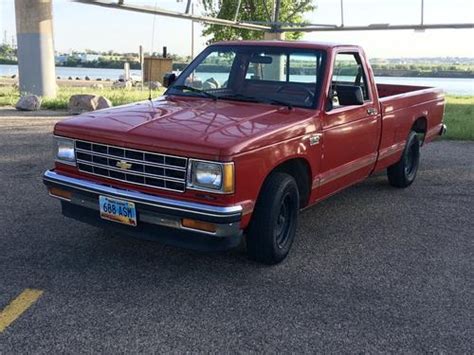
116, 160, 132, 170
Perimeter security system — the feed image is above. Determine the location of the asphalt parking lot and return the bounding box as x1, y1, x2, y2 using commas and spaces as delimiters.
0, 108, 473, 353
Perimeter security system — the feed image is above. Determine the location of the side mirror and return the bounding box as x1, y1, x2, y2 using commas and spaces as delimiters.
163, 73, 176, 88
335, 85, 364, 106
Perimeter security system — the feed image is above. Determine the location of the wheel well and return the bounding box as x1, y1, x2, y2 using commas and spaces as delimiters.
412, 117, 427, 144
272, 158, 312, 208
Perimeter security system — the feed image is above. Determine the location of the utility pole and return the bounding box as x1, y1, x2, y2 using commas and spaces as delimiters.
233, 0, 241, 22
264, 0, 284, 40
274, 0, 281, 25
340, 0, 344, 27
191, 2, 195, 59
421, 0, 424, 26
139, 45, 144, 89
15, 0, 56, 97
263, 0, 284, 80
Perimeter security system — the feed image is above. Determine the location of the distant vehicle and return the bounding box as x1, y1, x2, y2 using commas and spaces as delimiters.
43, 41, 446, 264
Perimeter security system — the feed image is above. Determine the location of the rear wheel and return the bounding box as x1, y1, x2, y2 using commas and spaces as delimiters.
246, 173, 299, 265
387, 131, 420, 188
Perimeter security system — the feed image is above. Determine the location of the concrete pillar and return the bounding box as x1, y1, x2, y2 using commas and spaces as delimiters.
15, 0, 56, 97
263, 32, 285, 81
263, 32, 285, 41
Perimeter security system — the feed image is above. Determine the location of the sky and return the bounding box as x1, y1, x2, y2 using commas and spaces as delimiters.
1, 0, 473, 58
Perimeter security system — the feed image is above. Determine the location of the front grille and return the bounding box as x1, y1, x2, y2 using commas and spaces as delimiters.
75, 140, 187, 192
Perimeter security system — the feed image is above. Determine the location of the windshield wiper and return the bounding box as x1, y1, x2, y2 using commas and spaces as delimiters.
220, 93, 293, 110
170, 85, 218, 101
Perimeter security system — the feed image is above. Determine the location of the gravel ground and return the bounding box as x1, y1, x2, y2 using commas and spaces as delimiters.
0, 108, 473, 353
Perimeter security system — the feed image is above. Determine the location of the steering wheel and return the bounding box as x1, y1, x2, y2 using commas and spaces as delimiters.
276, 84, 315, 103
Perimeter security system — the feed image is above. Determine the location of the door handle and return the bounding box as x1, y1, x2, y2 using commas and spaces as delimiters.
367, 107, 378, 115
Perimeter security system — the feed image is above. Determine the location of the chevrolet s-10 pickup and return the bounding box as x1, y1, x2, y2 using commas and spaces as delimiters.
43, 41, 446, 264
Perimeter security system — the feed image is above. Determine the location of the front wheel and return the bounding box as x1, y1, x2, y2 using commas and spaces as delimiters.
246, 173, 299, 265
387, 131, 420, 188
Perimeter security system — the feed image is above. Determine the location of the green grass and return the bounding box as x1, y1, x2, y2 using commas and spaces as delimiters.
1, 85, 473, 140
0, 86, 17, 107
0, 85, 164, 109
443, 96, 474, 140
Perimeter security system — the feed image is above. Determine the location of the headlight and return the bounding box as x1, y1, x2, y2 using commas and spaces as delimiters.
187, 160, 234, 193
55, 137, 76, 165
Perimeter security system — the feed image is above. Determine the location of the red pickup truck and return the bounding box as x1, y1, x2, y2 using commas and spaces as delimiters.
43, 41, 446, 264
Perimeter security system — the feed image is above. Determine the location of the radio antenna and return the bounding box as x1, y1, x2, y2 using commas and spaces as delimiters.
148, 0, 159, 105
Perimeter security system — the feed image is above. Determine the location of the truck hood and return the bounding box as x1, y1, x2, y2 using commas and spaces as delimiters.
55, 96, 318, 159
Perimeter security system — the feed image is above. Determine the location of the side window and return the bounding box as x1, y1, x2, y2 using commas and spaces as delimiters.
331, 52, 370, 107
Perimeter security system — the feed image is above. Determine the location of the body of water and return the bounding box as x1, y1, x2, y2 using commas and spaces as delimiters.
368, 76, 474, 96
1, 64, 473, 95
0, 65, 142, 81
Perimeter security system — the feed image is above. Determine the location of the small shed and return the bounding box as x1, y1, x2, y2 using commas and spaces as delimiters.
143, 57, 173, 83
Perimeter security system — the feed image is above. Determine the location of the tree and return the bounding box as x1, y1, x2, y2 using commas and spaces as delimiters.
201, 0, 315, 43
0, 44, 16, 59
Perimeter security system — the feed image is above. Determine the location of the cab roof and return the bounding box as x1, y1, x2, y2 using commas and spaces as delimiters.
212, 40, 361, 51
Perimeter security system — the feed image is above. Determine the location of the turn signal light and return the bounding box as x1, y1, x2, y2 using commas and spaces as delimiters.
222, 163, 235, 193
181, 218, 217, 233
48, 187, 72, 200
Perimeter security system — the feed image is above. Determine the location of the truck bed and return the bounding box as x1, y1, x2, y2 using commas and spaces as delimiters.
376, 83, 433, 98
373, 83, 445, 172
376, 83, 444, 121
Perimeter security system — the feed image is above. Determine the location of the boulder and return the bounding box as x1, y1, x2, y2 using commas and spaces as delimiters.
202, 78, 219, 90
96, 96, 112, 110
147, 81, 162, 90
112, 80, 132, 89
15, 95, 42, 111
68, 94, 112, 114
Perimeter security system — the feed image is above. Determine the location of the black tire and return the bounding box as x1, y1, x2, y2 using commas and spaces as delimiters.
387, 131, 420, 188
246, 173, 300, 265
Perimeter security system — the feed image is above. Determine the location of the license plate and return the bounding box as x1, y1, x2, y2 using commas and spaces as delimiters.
99, 196, 137, 226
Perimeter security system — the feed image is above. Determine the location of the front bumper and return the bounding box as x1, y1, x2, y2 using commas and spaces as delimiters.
43, 170, 243, 251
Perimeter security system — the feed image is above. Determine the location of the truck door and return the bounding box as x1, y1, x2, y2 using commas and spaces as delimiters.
317, 50, 381, 197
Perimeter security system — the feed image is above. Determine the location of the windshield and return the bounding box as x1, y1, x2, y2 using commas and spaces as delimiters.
166, 45, 326, 109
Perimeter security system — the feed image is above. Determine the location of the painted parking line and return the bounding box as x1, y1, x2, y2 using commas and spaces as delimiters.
0, 289, 44, 333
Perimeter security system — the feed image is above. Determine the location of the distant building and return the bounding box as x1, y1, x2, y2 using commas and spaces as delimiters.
55, 54, 69, 64
77, 53, 100, 63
